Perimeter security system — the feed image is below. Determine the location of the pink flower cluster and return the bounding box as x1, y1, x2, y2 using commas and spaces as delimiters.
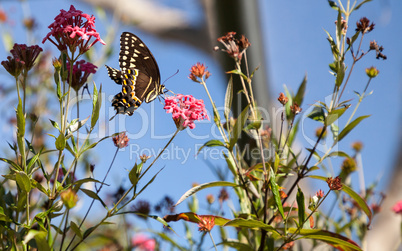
131, 235, 155, 251
66, 59, 97, 91
392, 200, 402, 215
164, 94, 209, 130
42, 5, 105, 55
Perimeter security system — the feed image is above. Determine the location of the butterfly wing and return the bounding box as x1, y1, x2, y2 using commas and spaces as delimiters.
119, 32, 161, 102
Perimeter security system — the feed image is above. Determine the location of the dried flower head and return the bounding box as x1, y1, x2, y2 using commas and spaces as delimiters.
132, 200, 151, 219
198, 216, 215, 232
216, 32, 250, 61
369, 40, 387, 60
371, 203, 381, 214
113, 132, 129, 148
154, 196, 175, 214
351, 141, 363, 152
140, 154, 151, 163
392, 200, 402, 215
60, 188, 79, 209
23, 18, 37, 30
326, 176, 343, 191
290, 102, 302, 115
356, 17, 375, 33
316, 189, 325, 199
218, 188, 229, 204
365, 66, 379, 78
42, 5, 105, 55
206, 194, 215, 204
315, 127, 327, 139
341, 158, 357, 174
66, 59, 97, 91
189, 63, 211, 83
277, 92, 289, 106
164, 94, 209, 130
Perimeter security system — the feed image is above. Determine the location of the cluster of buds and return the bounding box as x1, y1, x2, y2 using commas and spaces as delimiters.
355, 17, 375, 34
369, 40, 387, 60
215, 32, 251, 61
335, 16, 348, 35
1, 43, 43, 78
112, 132, 129, 149
66, 59, 97, 91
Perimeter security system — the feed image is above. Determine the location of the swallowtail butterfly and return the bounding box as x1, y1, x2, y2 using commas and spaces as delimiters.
106, 32, 165, 120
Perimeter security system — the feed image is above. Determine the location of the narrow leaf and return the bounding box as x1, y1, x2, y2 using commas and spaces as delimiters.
80, 188, 106, 208
175, 181, 239, 207
342, 184, 372, 227
296, 187, 305, 228
70, 221, 83, 239
224, 218, 281, 239
16, 171, 31, 193
337, 115, 370, 143
229, 105, 249, 151
55, 133, 66, 150
293, 74, 307, 107
197, 140, 226, 154
224, 76, 233, 121
270, 167, 285, 219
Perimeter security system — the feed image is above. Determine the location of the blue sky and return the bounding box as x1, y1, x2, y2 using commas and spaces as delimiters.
0, 0, 400, 247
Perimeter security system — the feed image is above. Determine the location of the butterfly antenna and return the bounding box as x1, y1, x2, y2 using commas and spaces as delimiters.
162, 69, 179, 86
81, 83, 92, 99
109, 112, 118, 121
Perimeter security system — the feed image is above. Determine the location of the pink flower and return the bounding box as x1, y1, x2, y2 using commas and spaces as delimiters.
392, 200, 402, 215
131, 235, 155, 251
66, 59, 97, 91
164, 94, 209, 130
42, 5, 105, 55
10, 43, 43, 72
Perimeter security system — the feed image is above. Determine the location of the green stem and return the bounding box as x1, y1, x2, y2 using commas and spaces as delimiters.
208, 231, 218, 251
26, 191, 30, 226
345, 78, 372, 126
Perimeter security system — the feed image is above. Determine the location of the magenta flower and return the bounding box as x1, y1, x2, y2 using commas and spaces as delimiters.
392, 200, 402, 215
164, 94, 209, 130
66, 59, 97, 91
42, 5, 105, 55
131, 234, 155, 251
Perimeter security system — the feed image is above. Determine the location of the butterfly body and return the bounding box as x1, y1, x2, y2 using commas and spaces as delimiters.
106, 32, 165, 117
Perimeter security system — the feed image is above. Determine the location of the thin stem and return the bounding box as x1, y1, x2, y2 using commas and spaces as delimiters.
345, 78, 372, 126
208, 231, 218, 251
66, 148, 119, 251
52, 209, 67, 248
59, 209, 70, 251
200, 81, 228, 143
26, 191, 30, 226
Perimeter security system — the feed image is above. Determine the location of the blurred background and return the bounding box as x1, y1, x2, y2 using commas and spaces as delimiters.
0, 0, 400, 249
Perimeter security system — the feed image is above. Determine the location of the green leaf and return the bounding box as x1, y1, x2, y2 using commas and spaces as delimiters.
175, 181, 239, 207
323, 29, 339, 59
27, 152, 40, 173
229, 105, 249, 151
296, 187, 305, 228
353, 0, 372, 11
16, 98, 25, 137
226, 69, 248, 82
0, 207, 12, 222
49, 119, 61, 131
326, 106, 348, 126
0, 157, 22, 171
129, 163, 142, 186
72, 178, 104, 190
291, 228, 362, 250
327, 151, 350, 158
66, 116, 90, 138
288, 118, 300, 147
55, 133, 66, 150
197, 140, 226, 154
337, 115, 370, 143
91, 84, 102, 129
224, 218, 281, 239
23, 230, 51, 251
224, 76, 233, 121
335, 62, 346, 87
327, 0, 338, 10
307, 106, 325, 123
330, 123, 339, 141
16, 171, 31, 193
80, 188, 106, 208
70, 221, 83, 239
342, 184, 372, 227
293, 74, 307, 107
270, 167, 285, 220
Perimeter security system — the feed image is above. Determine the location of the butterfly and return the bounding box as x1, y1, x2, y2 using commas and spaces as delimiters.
106, 32, 166, 120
